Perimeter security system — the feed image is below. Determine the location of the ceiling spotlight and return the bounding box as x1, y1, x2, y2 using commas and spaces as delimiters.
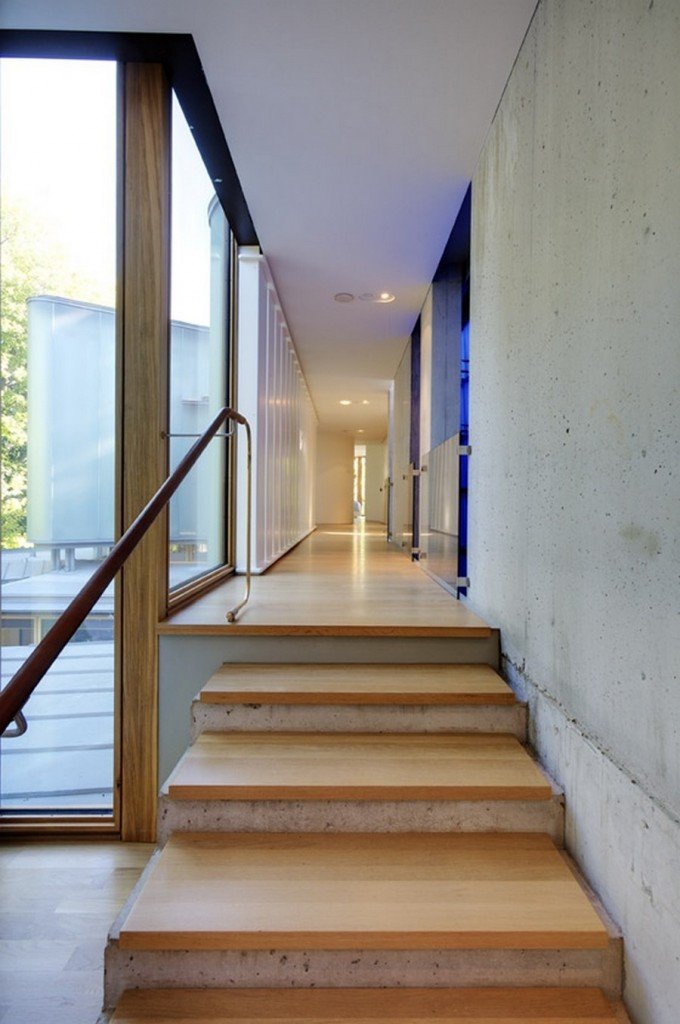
357, 429, 365, 434
334, 292, 354, 303
358, 291, 395, 303
339, 399, 352, 406
362, 399, 370, 405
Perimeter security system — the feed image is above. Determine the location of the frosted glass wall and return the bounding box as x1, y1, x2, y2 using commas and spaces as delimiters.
236, 250, 317, 572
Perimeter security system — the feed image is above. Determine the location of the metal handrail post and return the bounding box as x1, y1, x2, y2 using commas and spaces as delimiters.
226, 418, 252, 622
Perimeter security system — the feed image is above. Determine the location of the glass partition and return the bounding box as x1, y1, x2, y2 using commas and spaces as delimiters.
419, 434, 460, 593
0, 58, 118, 813
168, 93, 232, 595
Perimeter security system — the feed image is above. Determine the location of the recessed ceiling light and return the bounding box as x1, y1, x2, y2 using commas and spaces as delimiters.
339, 399, 352, 406
362, 400, 370, 405
357, 429, 365, 434
358, 291, 395, 304
334, 292, 354, 303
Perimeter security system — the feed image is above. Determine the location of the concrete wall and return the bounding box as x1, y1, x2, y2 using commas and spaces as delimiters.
467, 2, 680, 1022
364, 442, 387, 523
315, 431, 354, 524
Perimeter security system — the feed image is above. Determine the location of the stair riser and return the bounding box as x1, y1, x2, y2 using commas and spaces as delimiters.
157, 796, 564, 846
191, 703, 527, 740
104, 942, 622, 1010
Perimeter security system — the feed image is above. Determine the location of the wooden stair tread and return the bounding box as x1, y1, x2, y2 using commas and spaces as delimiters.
112, 986, 629, 1022
167, 732, 552, 801
118, 832, 609, 951
200, 664, 515, 705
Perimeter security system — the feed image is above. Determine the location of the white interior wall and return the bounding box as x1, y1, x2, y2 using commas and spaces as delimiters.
467, 3, 680, 1022
315, 431, 354, 524
390, 344, 412, 551
363, 441, 388, 523
236, 248, 317, 572
418, 288, 433, 461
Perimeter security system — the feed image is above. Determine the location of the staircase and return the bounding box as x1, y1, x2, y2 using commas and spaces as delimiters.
104, 660, 630, 1023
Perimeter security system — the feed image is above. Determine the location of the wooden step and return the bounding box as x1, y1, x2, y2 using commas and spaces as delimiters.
166, 732, 552, 802
112, 986, 631, 1022
199, 663, 515, 705
117, 832, 609, 952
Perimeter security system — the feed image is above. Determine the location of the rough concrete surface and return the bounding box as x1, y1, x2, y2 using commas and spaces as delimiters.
103, 942, 622, 1010
156, 794, 564, 846
467, 4, 680, 1020
190, 700, 527, 741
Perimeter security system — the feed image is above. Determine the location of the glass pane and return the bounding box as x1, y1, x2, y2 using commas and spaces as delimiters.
169, 93, 230, 592
0, 58, 117, 813
419, 436, 460, 593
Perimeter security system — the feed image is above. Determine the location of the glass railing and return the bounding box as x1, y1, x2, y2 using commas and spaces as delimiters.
419, 433, 461, 591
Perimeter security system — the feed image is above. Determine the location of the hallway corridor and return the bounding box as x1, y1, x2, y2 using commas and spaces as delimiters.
161, 524, 488, 637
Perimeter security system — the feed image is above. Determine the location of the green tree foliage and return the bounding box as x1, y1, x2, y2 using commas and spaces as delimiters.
2, 203, 45, 547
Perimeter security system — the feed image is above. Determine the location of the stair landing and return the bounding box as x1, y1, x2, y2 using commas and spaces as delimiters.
158, 525, 491, 637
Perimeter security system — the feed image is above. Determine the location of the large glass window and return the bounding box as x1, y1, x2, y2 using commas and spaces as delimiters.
0, 58, 118, 813
168, 93, 232, 595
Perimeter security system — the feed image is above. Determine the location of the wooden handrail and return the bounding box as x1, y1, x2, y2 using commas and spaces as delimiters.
0, 407, 251, 736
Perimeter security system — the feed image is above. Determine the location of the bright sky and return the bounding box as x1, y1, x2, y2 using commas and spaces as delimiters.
1, 57, 213, 326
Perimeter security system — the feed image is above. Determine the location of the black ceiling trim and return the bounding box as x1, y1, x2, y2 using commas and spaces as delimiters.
0, 29, 259, 246
434, 183, 471, 280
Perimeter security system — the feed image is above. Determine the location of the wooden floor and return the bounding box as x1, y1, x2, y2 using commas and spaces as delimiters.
166, 732, 553, 801
0, 840, 153, 1024
119, 832, 609, 952
159, 524, 490, 636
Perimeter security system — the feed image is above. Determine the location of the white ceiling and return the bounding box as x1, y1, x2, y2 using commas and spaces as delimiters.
2, 0, 537, 441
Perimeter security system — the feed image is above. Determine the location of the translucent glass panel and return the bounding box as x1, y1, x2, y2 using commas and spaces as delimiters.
419, 434, 460, 592
262, 304, 308, 565
168, 94, 231, 592
0, 58, 117, 812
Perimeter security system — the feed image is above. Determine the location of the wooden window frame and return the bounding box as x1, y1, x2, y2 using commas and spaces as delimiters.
165, 214, 238, 615
0, 31, 257, 840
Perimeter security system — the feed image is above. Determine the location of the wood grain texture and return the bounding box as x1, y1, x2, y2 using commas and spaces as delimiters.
166, 732, 552, 801
112, 986, 630, 1022
0, 840, 153, 1024
159, 524, 491, 636
200, 663, 515, 705
120, 63, 171, 842
118, 832, 609, 951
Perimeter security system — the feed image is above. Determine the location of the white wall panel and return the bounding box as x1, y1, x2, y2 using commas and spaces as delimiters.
364, 442, 388, 524
236, 249, 317, 572
390, 343, 412, 552
419, 288, 433, 460
315, 432, 354, 524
